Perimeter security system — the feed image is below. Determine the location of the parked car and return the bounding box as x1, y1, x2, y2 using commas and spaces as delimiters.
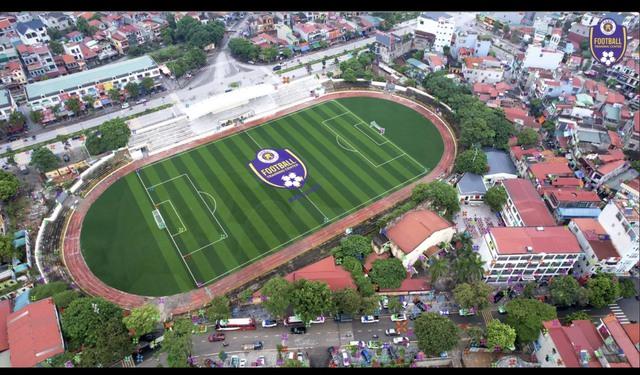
390, 314, 406, 322
231, 355, 240, 368
121, 102, 130, 109
261, 319, 277, 328
136, 98, 147, 105
208, 333, 225, 342
290, 326, 306, 334
242, 341, 263, 350
385, 328, 399, 336
498, 305, 507, 314
309, 316, 325, 324
341, 350, 350, 366
459, 308, 476, 316
493, 290, 505, 304
367, 341, 381, 349
272, 65, 282, 71
334, 314, 353, 322
361, 315, 379, 324
239, 358, 246, 367
415, 300, 428, 311
392, 337, 410, 345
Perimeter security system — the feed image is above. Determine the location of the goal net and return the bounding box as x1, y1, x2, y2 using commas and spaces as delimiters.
153, 209, 166, 230
370, 121, 385, 135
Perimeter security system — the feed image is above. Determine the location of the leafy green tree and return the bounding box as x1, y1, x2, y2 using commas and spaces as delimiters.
0, 170, 20, 201
529, 98, 544, 118
466, 325, 485, 345
505, 298, 557, 343
8, 111, 26, 128
486, 320, 516, 351
166, 13, 176, 30
548, 276, 582, 307
414, 312, 460, 355
561, 311, 591, 326
453, 282, 492, 310
260, 277, 292, 319
332, 288, 361, 316
228, 38, 259, 61
108, 88, 121, 102
541, 119, 556, 134
359, 295, 380, 315
454, 149, 488, 174
452, 246, 485, 284
262, 46, 278, 62
290, 279, 333, 324
354, 274, 375, 297
141, 77, 155, 92
79, 315, 133, 367
411, 181, 459, 219
587, 273, 621, 308
369, 258, 406, 289
333, 235, 372, 262
52, 290, 82, 310
429, 258, 449, 285
413, 50, 424, 61
460, 118, 495, 148
619, 278, 636, 298
484, 185, 508, 212
522, 282, 536, 299
30, 110, 44, 124
282, 48, 293, 59
65, 97, 82, 115
630, 160, 640, 173
84, 118, 131, 155
75, 17, 97, 36
125, 82, 140, 98
342, 68, 358, 82
162, 318, 193, 368
123, 304, 161, 337
61, 297, 125, 348
0, 235, 15, 263
162, 28, 174, 45
205, 296, 231, 323
283, 359, 305, 367
29, 146, 60, 172
49, 40, 64, 55
387, 297, 403, 313
517, 128, 539, 147
30, 281, 69, 301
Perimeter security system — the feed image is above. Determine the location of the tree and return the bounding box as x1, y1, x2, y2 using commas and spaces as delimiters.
82, 95, 95, 108
454, 149, 488, 174
411, 181, 459, 219
206, 296, 231, 323
453, 282, 492, 310
0, 235, 15, 263
587, 273, 621, 308
484, 185, 508, 212
65, 97, 82, 115
548, 276, 582, 307
522, 282, 536, 299
429, 258, 449, 285
49, 40, 64, 55
260, 277, 292, 319
283, 359, 304, 367
619, 278, 636, 298
123, 304, 161, 337
486, 320, 516, 351
542, 120, 556, 134
452, 247, 485, 284
228, 38, 260, 61
505, 298, 557, 344
414, 312, 460, 355
8, 111, 26, 128
30, 146, 59, 172
529, 98, 544, 118
517, 128, 539, 147
333, 235, 372, 262
632, 160, 640, 173
359, 295, 380, 315
61, 297, 125, 348
369, 258, 406, 289
289, 279, 333, 324
413, 50, 424, 61
561, 311, 591, 326
387, 297, 403, 314
108, 88, 121, 102
30, 110, 44, 124
85, 118, 131, 155
30, 281, 68, 301
0, 170, 20, 201
125, 82, 140, 98
262, 46, 278, 63
460, 118, 495, 148
141, 77, 155, 92
52, 290, 82, 310
332, 288, 361, 316
282, 48, 293, 59
80, 315, 134, 367
467, 325, 485, 345
162, 28, 174, 45
161, 318, 193, 368
342, 68, 358, 82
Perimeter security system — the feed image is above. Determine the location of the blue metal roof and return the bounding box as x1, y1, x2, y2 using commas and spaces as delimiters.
556, 207, 602, 218
457, 173, 487, 195
15, 19, 45, 35
406, 58, 429, 71
484, 148, 518, 176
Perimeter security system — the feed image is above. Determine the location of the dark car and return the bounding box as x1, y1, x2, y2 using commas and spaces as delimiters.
415, 300, 428, 312
290, 326, 306, 334
272, 65, 282, 71
493, 290, 505, 304
208, 333, 226, 342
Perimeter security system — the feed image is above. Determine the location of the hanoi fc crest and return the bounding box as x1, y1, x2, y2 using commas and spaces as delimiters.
589, 18, 627, 67
248, 148, 308, 190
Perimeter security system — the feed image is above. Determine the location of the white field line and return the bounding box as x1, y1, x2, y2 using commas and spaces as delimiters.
145, 173, 188, 190
336, 135, 357, 152
184, 174, 229, 239
245, 131, 263, 149
299, 188, 329, 222
156, 200, 187, 236
354, 122, 389, 146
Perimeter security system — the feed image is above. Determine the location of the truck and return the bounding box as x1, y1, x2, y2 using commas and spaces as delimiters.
333, 313, 353, 323
242, 341, 263, 350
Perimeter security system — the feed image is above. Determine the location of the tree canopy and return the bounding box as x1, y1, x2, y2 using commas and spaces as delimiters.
517, 128, 539, 147
505, 298, 557, 343
331, 288, 361, 316
332, 235, 372, 262
290, 279, 334, 324
52, 290, 82, 310
586, 273, 620, 308
30, 281, 69, 301
561, 311, 591, 326
411, 181, 459, 219
228, 38, 259, 62
368, 258, 406, 289
260, 276, 292, 319
548, 276, 583, 307
454, 149, 488, 175
123, 304, 161, 337
206, 296, 231, 323
85, 118, 131, 155
452, 246, 485, 284
29, 147, 59, 172
0, 170, 20, 201
414, 312, 460, 355
162, 318, 193, 368
453, 282, 492, 310
0, 235, 15, 263
484, 185, 508, 212
486, 320, 516, 351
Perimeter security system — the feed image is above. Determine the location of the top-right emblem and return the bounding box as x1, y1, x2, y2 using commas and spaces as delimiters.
589, 18, 627, 67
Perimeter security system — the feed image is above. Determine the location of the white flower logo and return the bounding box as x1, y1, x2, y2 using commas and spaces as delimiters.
282, 172, 304, 188
600, 51, 616, 66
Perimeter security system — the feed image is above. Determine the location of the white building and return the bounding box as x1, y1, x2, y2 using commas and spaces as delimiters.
580, 13, 601, 26
462, 56, 504, 84
0, 89, 17, 122
384, 209, 456, 268
478, 226, 582, 284
522, 44, 564, 70
15, 19, 50, 46
596, 199, 639, 275
569, 219, 621, 279
415, 12, 454, 53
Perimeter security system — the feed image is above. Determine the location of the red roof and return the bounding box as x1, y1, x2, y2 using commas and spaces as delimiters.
379, 274, 431, 293
473, 82, 498, 97
602, 315, 640, 368
502, 106, 538, 128
284, 255, 356, 291
548, 189, 601, 203
6, 298, 65, 367
607, 131, 623, 148
605, 91, 625, 105
503, 179, 556, 226
622, 178, 640, 193
633, 112, 640, 133
364, 251, 389, 273
599, 149, 625, 163
543, 319, 604, 368
551, 177, 582, 187
0, 300, 10, 352
427, 54, 444, 67
510, 146, 542, 161
490, 226, 581, 255
0, 18, 12, 29
386, 210, 453, 253
622, 323, 640, 349
62, 54, 76, 64
529, 160, 573, 182
597, 159, 626, 176
572, 218, 619, 259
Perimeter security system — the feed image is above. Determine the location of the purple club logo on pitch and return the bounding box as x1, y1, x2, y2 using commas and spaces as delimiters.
248, 148, 308, 190
589, 18, 627, 67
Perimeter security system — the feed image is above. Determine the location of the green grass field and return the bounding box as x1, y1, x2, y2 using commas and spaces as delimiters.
80, 97, 444, 296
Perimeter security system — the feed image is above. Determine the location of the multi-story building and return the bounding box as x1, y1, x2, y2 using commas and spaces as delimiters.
24, 55, 160, 111
451, 32, 491, 59
38, 12, 71, 31
527, 159, 574, 190
415, 12, 454, 53
606, 59, 640, 98
0, 60, 27, 91
522, 44, 564, 70
501, 178, 556, 227
479, 226, 582, 284
462, 56, 504, 84
275, 24, 298, 46
0, 17, 16, 38
15, 19, 50, 46
596, 199, 639, 275
0, 88, 16, 122
16, 43, 58, 80
543, 189, 602, 223
373, 31, 412, 64
570, 218, 620, 279
293, 22, 322, 42
109, 32, 130, 55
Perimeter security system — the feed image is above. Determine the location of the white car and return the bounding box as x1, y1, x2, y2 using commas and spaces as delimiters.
385, 328, 399, 336
121, 102, 130, 109
393, 337, 410, 345
341, 351, 350, 366
390, 314, 407, 322
381, 296, 389, 309
360, 315, 379, 324
261, 319, 277, 328
239, 358, 246, 367
297, 352, 304, 361
309, 316, 325, 324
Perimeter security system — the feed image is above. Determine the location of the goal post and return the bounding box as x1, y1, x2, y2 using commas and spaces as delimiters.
153, 209, 166, 230
370, 121, 385, 135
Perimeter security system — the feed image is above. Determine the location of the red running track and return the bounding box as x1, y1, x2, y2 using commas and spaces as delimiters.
61, 90, 457, 314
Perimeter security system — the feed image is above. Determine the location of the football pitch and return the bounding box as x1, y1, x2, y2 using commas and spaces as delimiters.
80, 97, 445, 296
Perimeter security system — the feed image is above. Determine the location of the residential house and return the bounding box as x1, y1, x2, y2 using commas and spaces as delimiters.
578, 152, 628, 189
250, 33, 278, 49
462, 56, 504, 84
527, 159, 574, 190
567, 23, 590, 46
256, 14, 275, 34
543, 189, 602, 223
65, 31, 83, 44
405, 58, 430, 81
0, 60, 27, 92
522, 44, 564, 70
415, 12, 454, 52
15, 19, 50, 46
479, 226, 581, 284
606, 58, 639, 96
15, 12, 33, 24
0, 89, 16, 122
425, 54, 445, 72
118, 24, 145, 46
596, 199, 639, 275
16, 43, 59, 80
533, 78, 576, 99
109, 32, 129, 55
38, 12, 71, 31
0, 17, 16, 38
457, 148, 519, 203
100, 14, 125, 29
373, 31, 412, 64
6, 298, 65, 367
275, 24, 298, 47
283, 255, 356, 291
138, 19, 163, 42
357, 15, 383, 35
88, 19, 106, 31
509, 146, 546, 177
451, 32, 491, 59
502, 106, 540, 129
473, 82, 512, 103
383, 209, 456, 268
622, 112, 639, 151
570, 218, 621, 279
293, 22, 322, 42
618, 178, 639, 202
60, 54, 81, 73
501, 178, 556, 227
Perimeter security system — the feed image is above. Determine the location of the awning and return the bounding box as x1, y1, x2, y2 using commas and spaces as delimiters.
310, 41, 321, 49
557, 207, 602, 218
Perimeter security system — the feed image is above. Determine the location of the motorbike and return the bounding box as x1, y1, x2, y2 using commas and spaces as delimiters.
222, 342, 229, 347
